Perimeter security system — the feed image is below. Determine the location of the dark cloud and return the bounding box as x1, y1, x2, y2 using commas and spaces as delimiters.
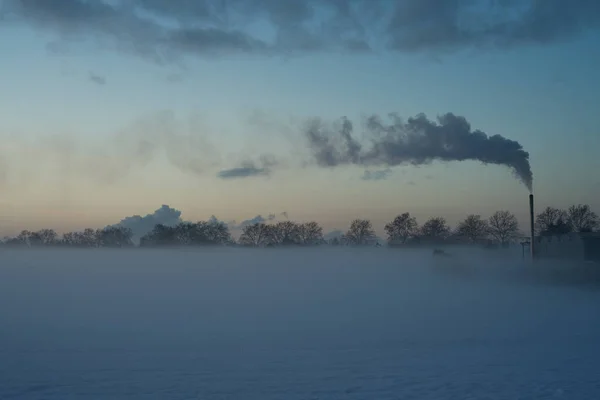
217, 155, 277, 179
3, 0, 599, 62
88, 71, 106, 85
386, 0, 600, 52
362, 168, 392, 181
217, 164, 269, 179
305, 112, 533, 191
111, 204, 183, 243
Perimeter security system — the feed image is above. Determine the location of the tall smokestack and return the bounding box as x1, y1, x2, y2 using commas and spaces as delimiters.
529, 194, 535, 260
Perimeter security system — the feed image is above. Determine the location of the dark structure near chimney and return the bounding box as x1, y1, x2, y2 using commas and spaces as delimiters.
529, 194, 535, 260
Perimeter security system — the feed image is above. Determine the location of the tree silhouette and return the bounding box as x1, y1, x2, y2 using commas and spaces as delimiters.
344, 219, 376, 246
35, 229, 58, 245
4, 229, 59, 247
203, 220, 233, 245
420, 217, 450, 242
456, 214, 489, 243
270, 221, 301, 246
385, 212, 418, 245
81, 228, 100, 247
567, 204, 598, 233
174, 222, 199, 245
26, 231, 44, 246
140, 224, 178, 247
60, 228, 98, 247
1, 203, 596, 250
297, 222, 324, 245
16, 230, 32, 246
139, 221, 232, 247
239, 223, 273, 247
488, 211, 519, 245
328, 237, 341, 246
97, 226, 134, 248
535, 207, 570, 236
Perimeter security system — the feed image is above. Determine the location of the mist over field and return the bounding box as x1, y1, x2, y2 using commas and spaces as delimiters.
1, 247, 600, 399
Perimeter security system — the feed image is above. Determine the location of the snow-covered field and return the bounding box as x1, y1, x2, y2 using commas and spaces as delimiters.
1, 247, 599, 399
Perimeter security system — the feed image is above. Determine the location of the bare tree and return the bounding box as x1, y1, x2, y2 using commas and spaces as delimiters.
385, 212, 418, 245
174, 222, 199, 245
344, 219, 376, 246
535, 207, 570, 236
488, 211, 519, 245
81, 228, 99, 247
97, 226, 134, 247
270, 221, 301, 246
139, 220, 232, 247
27, 229, 58, 246
567, 204, 598, 233
297, 221, 324, 245
16, 230, 32, 246
456, 215, 489, 243
420, 217, 450, 242
11, 229, 56, 247
239, 223, 272, 247
203, 220, 233, 245
140, 224, 178, 247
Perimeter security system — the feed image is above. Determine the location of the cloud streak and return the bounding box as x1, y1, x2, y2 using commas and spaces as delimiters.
88, 71, 106, 85
362, 168, 392, 181
2, 0, 599, 63
304, 112, 533, 191
217, 155, 278, 180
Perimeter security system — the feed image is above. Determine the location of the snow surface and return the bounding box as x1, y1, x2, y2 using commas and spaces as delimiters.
1, 247, 600, 399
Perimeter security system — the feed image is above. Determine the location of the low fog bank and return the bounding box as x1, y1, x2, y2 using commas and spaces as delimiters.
2, 245, 598, 288
1, 247, 600, 399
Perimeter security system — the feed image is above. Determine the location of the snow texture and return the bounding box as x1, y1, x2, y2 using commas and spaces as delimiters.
1, 247, 599, 399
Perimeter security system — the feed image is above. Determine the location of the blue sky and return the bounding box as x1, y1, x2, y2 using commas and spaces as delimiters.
1, 0, 599, 236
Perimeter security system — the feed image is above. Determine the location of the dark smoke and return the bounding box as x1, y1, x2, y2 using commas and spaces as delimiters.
2, 1, 599, 62
305, 112, 533, 191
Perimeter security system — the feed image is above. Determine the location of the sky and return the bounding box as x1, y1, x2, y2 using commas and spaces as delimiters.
1, 0, 600, 237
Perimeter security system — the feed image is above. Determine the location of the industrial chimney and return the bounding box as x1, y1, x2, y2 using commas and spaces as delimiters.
529, 194, 535, 260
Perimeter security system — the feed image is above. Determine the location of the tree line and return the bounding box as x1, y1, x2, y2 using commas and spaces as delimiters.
1, 204, 597, 249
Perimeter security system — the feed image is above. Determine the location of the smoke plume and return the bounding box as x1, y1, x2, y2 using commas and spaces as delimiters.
2, 1, 599, 62
305, 112, 533, 191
